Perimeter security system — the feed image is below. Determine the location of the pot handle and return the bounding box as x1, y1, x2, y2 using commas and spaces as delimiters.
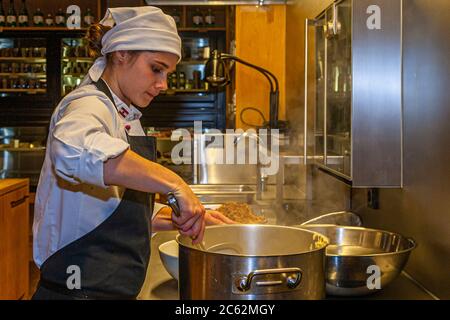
236, 267, 303, 292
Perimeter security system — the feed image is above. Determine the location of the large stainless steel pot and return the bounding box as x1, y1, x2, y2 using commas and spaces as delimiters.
177, 225, 329, 300
299, 225, 416, 296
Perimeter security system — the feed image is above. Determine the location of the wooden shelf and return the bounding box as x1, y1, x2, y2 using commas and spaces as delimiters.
0, 57, 46, 62
0, 27, 87, 32
62, 57, 94, 62
0, 89, 46, 93
0, 73, 46, 78
0, 147, 46, 152
0, 25, 223, 34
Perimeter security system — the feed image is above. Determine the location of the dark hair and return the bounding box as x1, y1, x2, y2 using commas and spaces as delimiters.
85, 23, 112, 59
85, 23, 140, 64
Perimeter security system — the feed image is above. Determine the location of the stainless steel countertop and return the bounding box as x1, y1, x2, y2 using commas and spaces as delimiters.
138, 230, 435, 300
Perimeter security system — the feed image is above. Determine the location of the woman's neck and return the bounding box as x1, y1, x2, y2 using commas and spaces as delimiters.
101, 68, 131, 106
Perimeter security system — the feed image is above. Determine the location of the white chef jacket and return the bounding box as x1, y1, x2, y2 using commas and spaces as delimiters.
33, 81, 166, 268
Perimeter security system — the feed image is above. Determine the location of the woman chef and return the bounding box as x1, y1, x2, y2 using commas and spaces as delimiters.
32, 7, 233, 300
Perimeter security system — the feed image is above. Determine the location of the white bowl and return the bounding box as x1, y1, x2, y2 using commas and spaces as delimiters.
158, 240, 179, 281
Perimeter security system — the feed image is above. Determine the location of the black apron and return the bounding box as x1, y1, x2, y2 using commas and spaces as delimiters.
32, 79, 156, 300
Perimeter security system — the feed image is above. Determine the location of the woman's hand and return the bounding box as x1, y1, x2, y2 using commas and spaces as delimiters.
170, 184, 206, 244
152, 208, 237, 233
204, 210, 237, 225
103, 149, 206, 243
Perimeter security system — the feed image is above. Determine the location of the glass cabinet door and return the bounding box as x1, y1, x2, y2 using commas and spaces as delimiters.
325, 0, 352, 177
0, 37, 47, 97
61, 38, 94, 96
314, 15, 326, 164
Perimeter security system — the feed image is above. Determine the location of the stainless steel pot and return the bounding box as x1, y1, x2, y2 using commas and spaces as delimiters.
298, 225, 416, 296
177, 225, 329, 300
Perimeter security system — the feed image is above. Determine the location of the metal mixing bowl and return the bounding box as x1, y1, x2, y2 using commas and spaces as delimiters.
297, 224, 416, 296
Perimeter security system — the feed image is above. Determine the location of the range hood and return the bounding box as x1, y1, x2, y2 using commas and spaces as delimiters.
145, 0, 287, 5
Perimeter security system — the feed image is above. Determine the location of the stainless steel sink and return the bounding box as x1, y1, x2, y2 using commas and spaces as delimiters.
189, 184, 255, 204
190, 184, 254, 194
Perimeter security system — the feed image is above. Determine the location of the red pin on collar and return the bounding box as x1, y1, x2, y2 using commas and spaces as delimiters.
125, 124, 131, 131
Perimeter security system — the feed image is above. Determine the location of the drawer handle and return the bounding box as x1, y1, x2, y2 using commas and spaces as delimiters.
10, 195, 29, 208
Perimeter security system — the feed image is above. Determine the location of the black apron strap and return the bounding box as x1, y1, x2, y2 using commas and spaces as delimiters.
96, 78, 117, 110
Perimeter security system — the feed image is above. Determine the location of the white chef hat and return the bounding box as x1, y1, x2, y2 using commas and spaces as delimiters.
80, 6, 182, 86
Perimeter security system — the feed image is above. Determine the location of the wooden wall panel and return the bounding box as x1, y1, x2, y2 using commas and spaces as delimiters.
235, 5, 286, 130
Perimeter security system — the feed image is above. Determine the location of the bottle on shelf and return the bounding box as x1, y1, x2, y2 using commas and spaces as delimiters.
19, 78, 26, 89
55, 8, 65, 27
205, 9, 215, 26
0, 1, 5, 27
18, 0, 28, 27
0, 77, 5, 89
192, 8, 203, 27
185, 79, 192, 90
192, 70, 201, 89
6, 0, 17, 27
83, 8, 95, 27
33, 8, 44, 27
169, 73, 177, 90
178, 72, 186, 90
45, 13, 53, 27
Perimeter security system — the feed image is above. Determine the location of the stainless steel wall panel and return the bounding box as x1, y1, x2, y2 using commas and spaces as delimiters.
351, 0, 403, 186
352, 0, 450, 299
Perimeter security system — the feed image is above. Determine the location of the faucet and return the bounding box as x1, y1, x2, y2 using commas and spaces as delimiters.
234, 132, 268, 201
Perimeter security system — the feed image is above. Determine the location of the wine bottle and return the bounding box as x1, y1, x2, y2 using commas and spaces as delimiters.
170, 73, 177, 90
55, 8, 65, 27
6, 0, 16, 27
33, 8, 44, 27
18, 0, 28, 27
0, 0, 6, 27
179, 72, 186, 90
205, 9, 215, 26
192, 8, 203, 27
83, 8, 94, 27
45, 13, 53, 27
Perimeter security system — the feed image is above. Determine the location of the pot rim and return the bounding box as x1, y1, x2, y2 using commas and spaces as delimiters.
176, 224, 330, 257
299, 224, 417, 257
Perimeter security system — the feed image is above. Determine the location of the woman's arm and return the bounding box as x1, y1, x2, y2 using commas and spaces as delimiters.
152, 206, 237, 233
104, 148, 206, 243
50, 97, 205, 243
104, 148, 183, 195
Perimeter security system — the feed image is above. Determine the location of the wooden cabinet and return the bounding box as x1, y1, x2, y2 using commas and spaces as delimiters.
235, 5, 286, 130
0, 179, 29, 300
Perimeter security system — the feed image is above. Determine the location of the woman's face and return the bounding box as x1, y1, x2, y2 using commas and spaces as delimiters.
117, 51, 178, 108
